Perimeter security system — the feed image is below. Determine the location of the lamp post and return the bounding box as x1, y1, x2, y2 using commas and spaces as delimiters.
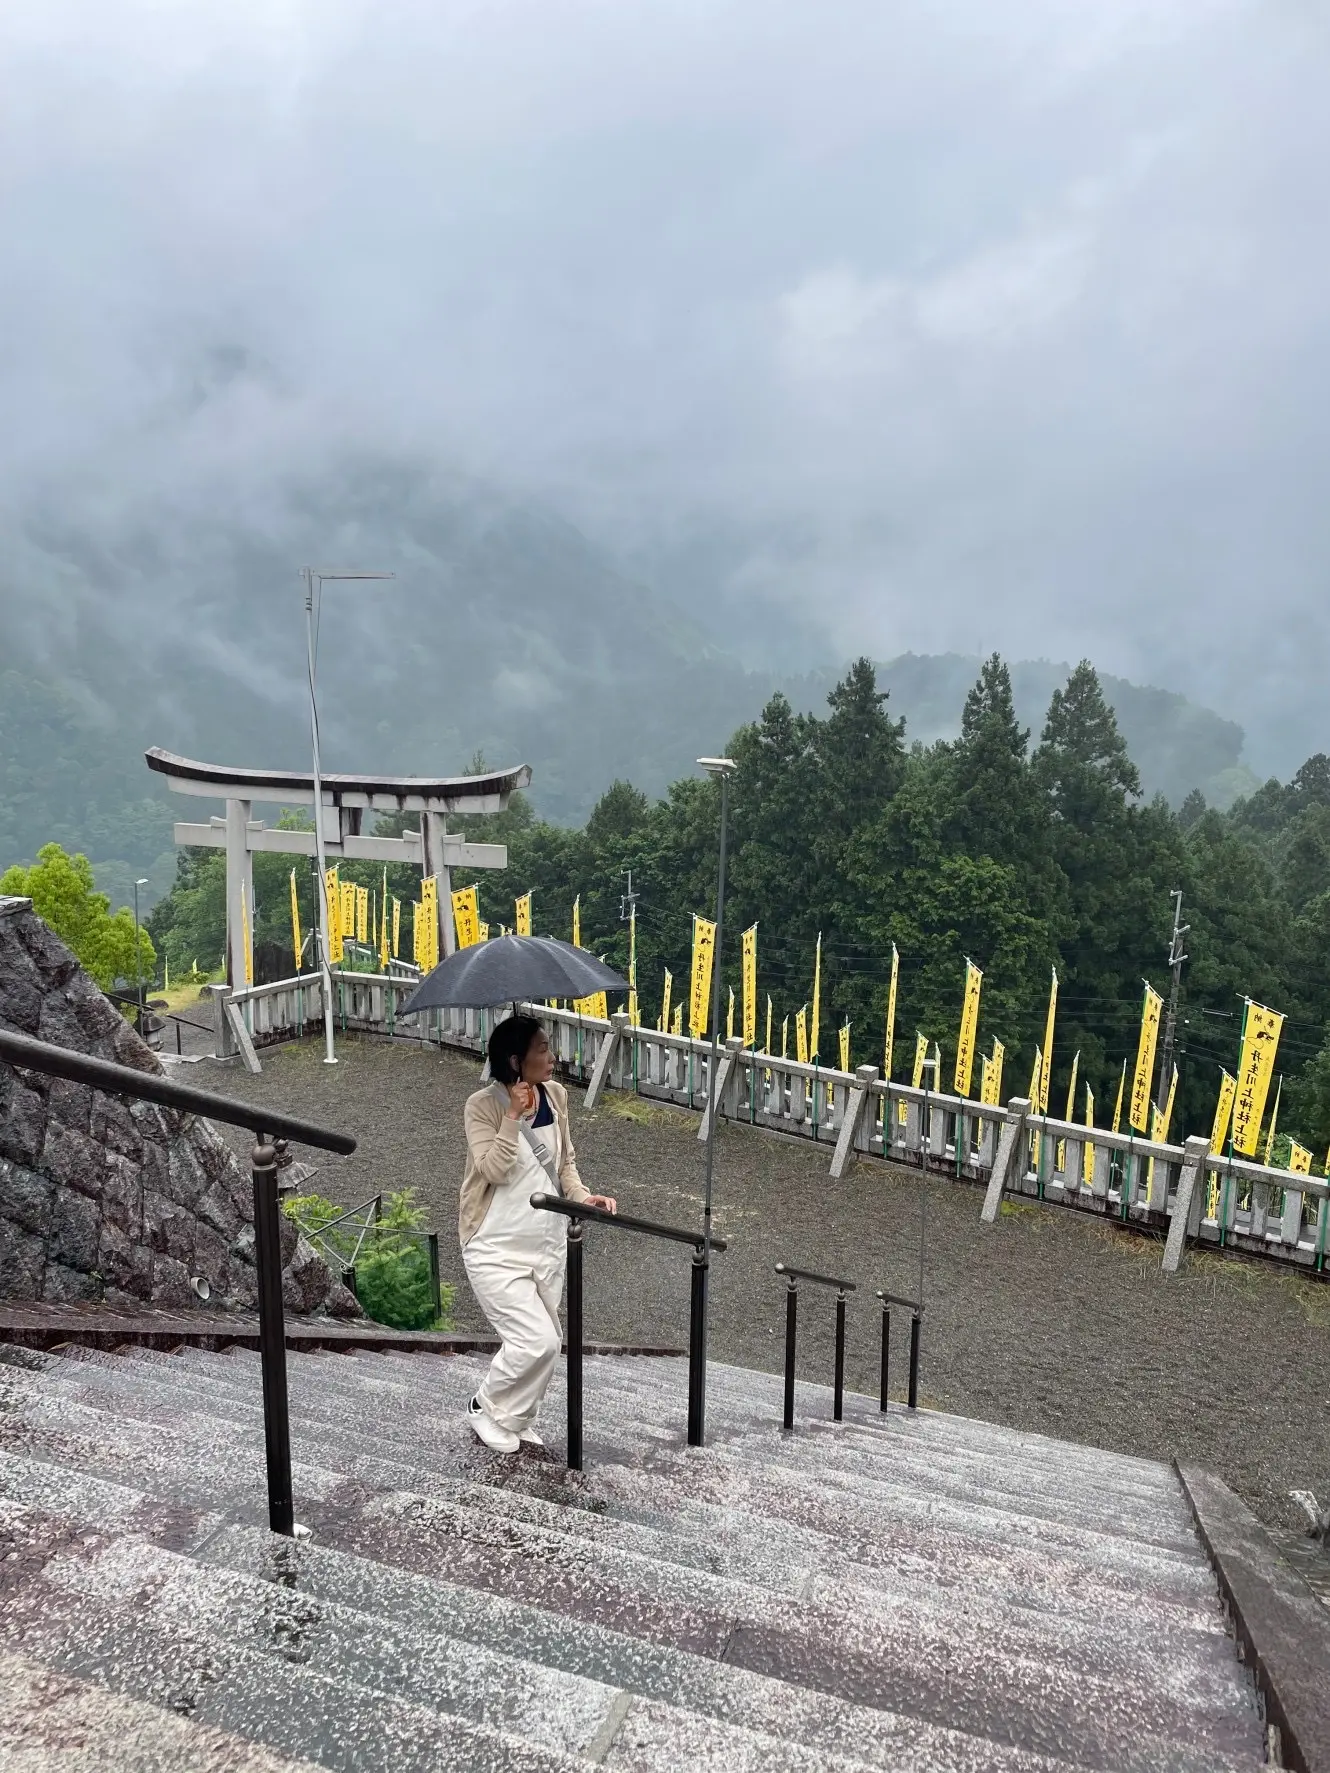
690, 755, 736, 1447
302, 568, 395, 1065
132, 877, 149, 1032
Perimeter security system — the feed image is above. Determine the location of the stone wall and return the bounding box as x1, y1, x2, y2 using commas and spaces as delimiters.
0, 896, 358, 1317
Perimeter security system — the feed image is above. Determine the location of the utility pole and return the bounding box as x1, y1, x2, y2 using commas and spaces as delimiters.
1156, 888, 1189, 1109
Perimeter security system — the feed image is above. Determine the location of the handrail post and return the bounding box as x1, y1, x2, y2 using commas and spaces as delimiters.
252, 1133, 294, 1535
783, 1278, 798, 1431
833, 1289, 846, 1422
566, 1219, 584, 1471
908, 1310, 921, 1411
879, 1300, 890, 1413
687, 1247, 708, 1447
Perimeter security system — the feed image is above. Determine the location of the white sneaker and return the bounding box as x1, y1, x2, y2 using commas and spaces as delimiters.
518, 1426, 544, 1448
468, 1395, 519, 1454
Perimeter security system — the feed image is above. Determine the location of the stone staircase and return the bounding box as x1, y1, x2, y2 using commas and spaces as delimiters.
0, 1341, 1265, 1772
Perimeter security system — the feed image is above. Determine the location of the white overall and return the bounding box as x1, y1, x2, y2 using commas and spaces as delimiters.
462, 1085, 568, 1435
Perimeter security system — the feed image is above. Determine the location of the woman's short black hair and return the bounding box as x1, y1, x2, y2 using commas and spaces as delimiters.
487, 1014, 546, 1086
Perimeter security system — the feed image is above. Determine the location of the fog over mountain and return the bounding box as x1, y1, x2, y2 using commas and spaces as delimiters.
1, 1, 1326, 796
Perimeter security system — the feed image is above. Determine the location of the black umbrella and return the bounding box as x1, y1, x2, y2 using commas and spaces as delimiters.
399, 934, 630, 1014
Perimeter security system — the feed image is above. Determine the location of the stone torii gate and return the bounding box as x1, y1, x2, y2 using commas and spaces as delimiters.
146, 748, 531, 988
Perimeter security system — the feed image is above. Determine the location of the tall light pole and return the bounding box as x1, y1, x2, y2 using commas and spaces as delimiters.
690, 754, 736, 1448
303, 568, 395, 1065
132, 877, 149, 1031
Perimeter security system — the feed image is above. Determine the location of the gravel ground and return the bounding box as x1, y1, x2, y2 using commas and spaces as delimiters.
197, 1033, 1330, 1531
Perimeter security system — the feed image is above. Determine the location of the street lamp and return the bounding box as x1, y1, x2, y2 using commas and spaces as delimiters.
303, 567, 395, 1065
132, 878, 149, 1032
690, 755, 736, 1448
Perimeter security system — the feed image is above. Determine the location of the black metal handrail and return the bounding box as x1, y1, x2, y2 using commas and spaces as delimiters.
0, 1027, 356, 1536
775, 1261, 856, 1429
530, 1192, 728, 1470
875, 1289, 923, 1413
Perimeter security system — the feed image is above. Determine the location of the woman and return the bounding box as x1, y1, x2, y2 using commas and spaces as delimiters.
460, 1015, 617, 1453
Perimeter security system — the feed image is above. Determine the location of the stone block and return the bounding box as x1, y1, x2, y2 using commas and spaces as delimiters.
0, 1219, 45, 1299
0, 969, 43, 1035
278, 1211, 298, 1265
112, 1020, 162, 1075
97, 1220, 141, 1294
193, 1221, 231, 1288
325, 1280, 362, 1319
101, 1151, 143, 1236
13, 910, 80, 988
282, 1239, 337, 1314
196, 1124, 235, 1183
142, 1188, 194, 1266
39, 1120, 106, 1200
0, 1073, 48, 1167
35, 986, 103, 1054
150, 1253, 196, 1311
47, 1076, 92, 1135
50, 1189, 100, 1272
0, 1161, 56, 1238
225, 1263, 259, 1310
196, 1182, 243, 1243
91, 1090, 144, 1160
166, 1140, 209, 1211
41, 1261, 102, 1305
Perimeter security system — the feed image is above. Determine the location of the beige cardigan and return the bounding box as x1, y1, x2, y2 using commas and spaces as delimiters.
459, 1079, 590, 1247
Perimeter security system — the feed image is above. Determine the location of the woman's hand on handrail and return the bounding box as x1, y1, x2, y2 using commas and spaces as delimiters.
583, 1194, 617, 1213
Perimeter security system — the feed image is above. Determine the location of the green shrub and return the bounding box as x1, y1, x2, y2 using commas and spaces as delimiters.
283, 1187, 454, 1331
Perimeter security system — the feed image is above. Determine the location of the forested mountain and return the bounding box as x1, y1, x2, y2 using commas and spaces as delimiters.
145, 655, 1330, 1162
1, 457, 1258, 907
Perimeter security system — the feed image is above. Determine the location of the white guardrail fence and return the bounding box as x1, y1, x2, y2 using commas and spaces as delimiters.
212, 967, 1330, 1278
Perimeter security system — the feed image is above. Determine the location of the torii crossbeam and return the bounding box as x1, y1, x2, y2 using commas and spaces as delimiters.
146, 748, 531, 989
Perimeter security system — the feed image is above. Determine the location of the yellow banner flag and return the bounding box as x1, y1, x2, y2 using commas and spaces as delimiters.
1159, 1063, 1178, 1142
572, 895, 581, 948
670, 1000, 683, 1036
741, 923, 758, 1048
452, 886, 480, 950
392, 897, 400, 960
980, 1037, 1005, 1107
290, 869, 302, 972
765, 995, 773, 1056
726, 987, 735, 1041
884, 943, 899, 1081
1209, 1071, 1236, 1154
478, 922, 490, 942
1129, 985, 1163, 1133
628, 906, 638, 1026
240, 882, 253, 987
810, 933, 822, 1063
516, 892, 532, 936
839, 1023, 850, 1073
781, 1014, 789, 1059
1038, 969, 1057, 1112
1085, 1082, 1096, 1187
690, 915, 717, 1039
954, 960, 983, 1097
1232, 1001, 1283, 1157
1290, 1141, 1313, 1175
324, 868, 342, 964
661, 969, 673, 1034
1056, 1050, 1080, 1171
1111, 1059, 1125, 1133
795, 1006, 809, 1065
379, 871, 390, 968
1263, 1077, 1282, 1166
341, 878, 356, 949
420, 876, 439, 971
587, 990, 608, 1020
912, 1032, 928, 1090
1027, 1045, 1042, 1104
355, 884, 368, 945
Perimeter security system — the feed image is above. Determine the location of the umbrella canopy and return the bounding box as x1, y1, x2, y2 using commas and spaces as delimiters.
399, 935, 629, 1014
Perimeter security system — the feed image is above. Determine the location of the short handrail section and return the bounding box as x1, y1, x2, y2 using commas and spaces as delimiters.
776, 1260, 856, 1429
875, 1289, 923, 1413
0, 1027, 356, 1536
530, 1192, 727, 1469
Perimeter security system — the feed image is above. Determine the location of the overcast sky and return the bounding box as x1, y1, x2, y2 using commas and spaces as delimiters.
2, 0, 1326, 772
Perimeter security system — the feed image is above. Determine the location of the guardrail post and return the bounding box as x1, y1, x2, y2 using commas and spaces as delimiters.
783, 1278, 798, 1430
879, 1299, 890, 1412
252, 1133, 294, 1535
687, 1247, 708, 1447
908, 1310, 921, 1411
834, 1289, 847, 1422
566, 1219, 584, 1471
